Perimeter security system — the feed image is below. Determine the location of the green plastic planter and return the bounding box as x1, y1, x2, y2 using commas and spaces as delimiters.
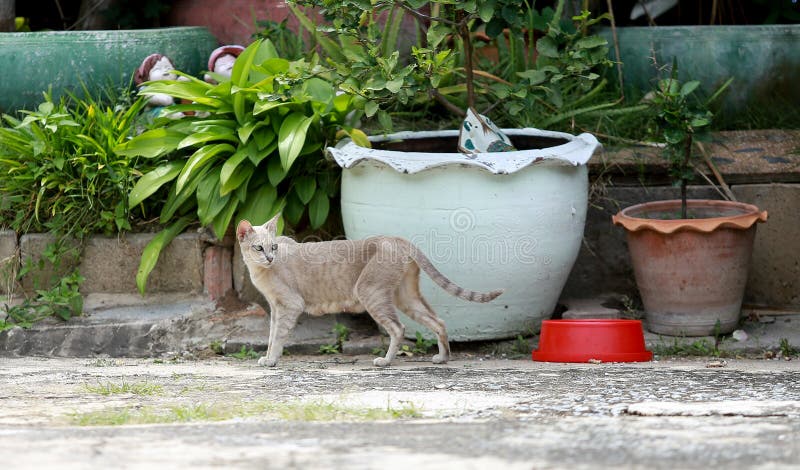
601, 25, 800, 116
0, 27, 218, 112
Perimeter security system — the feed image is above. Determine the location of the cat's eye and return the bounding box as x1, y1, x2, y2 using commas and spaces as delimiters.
271, 243, 278, 251
253, 245, 264, 252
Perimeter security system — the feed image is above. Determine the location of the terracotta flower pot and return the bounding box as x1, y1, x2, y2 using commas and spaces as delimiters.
612, 200, 768, 336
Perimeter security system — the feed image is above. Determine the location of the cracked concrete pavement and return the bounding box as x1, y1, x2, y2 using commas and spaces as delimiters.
1, 355, 799, 469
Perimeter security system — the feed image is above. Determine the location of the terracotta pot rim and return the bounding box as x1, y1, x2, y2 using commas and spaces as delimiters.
612, 199, 768, 234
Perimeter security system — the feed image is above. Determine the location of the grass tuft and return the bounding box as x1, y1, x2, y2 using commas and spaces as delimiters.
83, 381, 164, 396
71, 399, 421, 426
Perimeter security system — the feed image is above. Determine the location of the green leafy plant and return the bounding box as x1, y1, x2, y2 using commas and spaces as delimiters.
779, 338, 797, 357
652, 337, 724, 357
115, 39, 364, 293
412, 331, 436, 354
228, 345, 260, 360
0, 88, 148, 326
0, 89, 147, 237
3, 270, 84, 326
511, 334, 531, 356
289, 0, 628, 132
209, 340, 224, 355
649, 59, 732, 218
320, 322, 349, 354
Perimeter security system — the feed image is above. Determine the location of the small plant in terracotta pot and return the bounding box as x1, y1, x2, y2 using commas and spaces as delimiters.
612, 63, 768, 337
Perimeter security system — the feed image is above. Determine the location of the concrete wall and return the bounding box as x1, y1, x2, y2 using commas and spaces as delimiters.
5, 183, 797, 325
12, 232, 204, 296
0, 230, 16, 295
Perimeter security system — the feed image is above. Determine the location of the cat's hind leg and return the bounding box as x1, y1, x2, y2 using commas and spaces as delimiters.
356, 289, 404, 367
397, 289, 450, 364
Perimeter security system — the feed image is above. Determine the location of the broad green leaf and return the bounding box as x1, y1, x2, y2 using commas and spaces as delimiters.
136, 217, 192, 294
427, 23, 449, 49
260, 57, 290, 75
114, 128, 185, 158
302, 78, 335, 104
377, 110, 392, 133
177, 128, 238, 149
175, 143, 235, 193
237, 184, 278, 225
252, 127, 276, 151
680, 80, 701, 97
220, 163, 254, 196
211, 197, 240, 240
220, 146, 250, 189
140, 80, 220, 106
385, 78, 404, 94
267, 157, 287, 186
237, 120, 266, 143
664, 127, 686, 145
364, 100, 379, 117
575, 36, 607, 49
347, 128, 371, 148
332, 94, 353, 113
294, 176, 316, 204
160, 166, 210, 223
253, 100, 290, 115
536, 36, 559, 58
231, 40, 261, 88
278, 112, 314, 171
159, 103, 216, 114
128, 161, 183, 208
283, 192, 305, 226
478, 0, 496, 22
196, 169, 229, 225
308, 190, 329, 229
232, 40, 262, 124
517, 69, 548, 85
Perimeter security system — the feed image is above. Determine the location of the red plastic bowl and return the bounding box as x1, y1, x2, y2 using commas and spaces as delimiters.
532, 319, 653, 363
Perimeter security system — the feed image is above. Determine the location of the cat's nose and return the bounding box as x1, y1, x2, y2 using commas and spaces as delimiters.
266, 254, 274, 263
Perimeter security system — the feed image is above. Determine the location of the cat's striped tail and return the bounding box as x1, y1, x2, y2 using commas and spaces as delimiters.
409, 247, 504, 303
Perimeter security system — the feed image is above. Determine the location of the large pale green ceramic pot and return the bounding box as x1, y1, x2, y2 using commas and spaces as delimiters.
0, 27, 217, 112
329, 129, 600, 341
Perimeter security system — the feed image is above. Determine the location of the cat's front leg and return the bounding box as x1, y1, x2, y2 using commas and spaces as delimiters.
259, 305, 279, 367
258, 305, 302, 367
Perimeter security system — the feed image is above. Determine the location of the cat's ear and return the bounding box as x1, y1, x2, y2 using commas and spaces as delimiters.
236, 220, 254, 242
263, 213, 280, 236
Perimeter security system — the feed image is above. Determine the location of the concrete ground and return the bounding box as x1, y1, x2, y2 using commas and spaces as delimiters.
1, 355, 799, 469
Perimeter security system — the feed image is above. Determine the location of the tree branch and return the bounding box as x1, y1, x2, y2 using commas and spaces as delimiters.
430, 89, 466, 117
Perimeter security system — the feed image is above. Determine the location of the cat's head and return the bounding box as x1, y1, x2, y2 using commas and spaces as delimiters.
237, 215, 279, 267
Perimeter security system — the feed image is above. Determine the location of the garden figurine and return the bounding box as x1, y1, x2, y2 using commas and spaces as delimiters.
458, 107, 516, 155
204, 45, 245, 84
134, 53, 186, 120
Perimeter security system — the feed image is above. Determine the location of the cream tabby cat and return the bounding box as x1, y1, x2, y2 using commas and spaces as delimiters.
236, 215, 503, 367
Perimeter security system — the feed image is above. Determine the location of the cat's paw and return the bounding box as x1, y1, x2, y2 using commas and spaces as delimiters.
373, 357, 392, 367
432, 354, 448, 364
258, 356, 278, 367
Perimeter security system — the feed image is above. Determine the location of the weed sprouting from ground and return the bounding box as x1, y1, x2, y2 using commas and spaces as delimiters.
651, 338, 726, 358
71, 399, 422, 426
779, 338, 797, 358
228, 346, 259, 360
413, 332, 437, 354
320, 323, 350, 354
